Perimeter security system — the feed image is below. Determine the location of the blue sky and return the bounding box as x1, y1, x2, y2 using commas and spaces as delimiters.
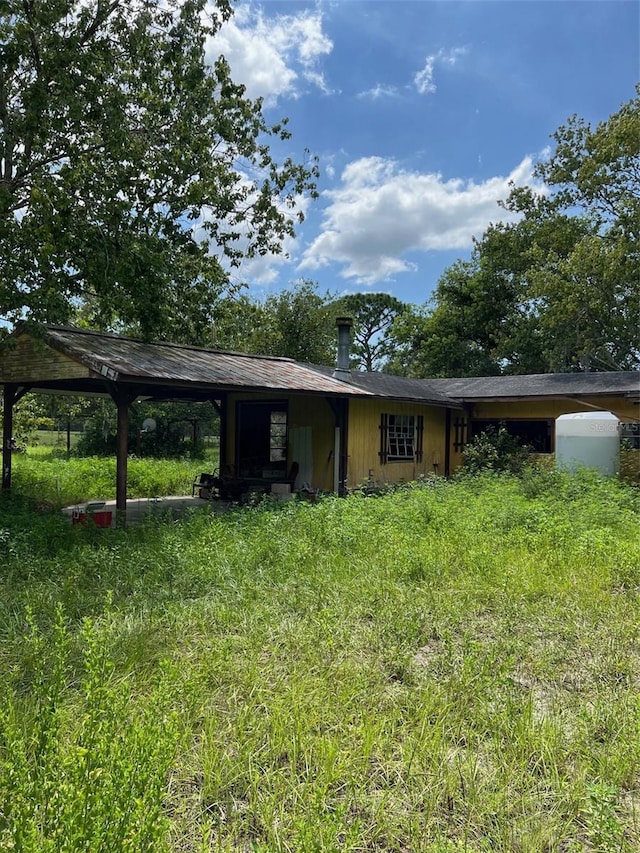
205, 0, 639, 308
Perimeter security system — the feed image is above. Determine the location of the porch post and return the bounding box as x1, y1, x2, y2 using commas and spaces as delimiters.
211, 394, 227, 472
115, 395, 129, 525
444, 408, 451, 477
2, 384, 16, 492
107, 384, 138, 527
326, 396, 349, 495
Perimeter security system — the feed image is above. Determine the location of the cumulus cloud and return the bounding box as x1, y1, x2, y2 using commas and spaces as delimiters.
414, 47, 467, 95
206, 4, 333, 104
299, 156, 541, 285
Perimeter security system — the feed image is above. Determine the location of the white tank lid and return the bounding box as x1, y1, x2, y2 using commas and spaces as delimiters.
556, 411, 619, 437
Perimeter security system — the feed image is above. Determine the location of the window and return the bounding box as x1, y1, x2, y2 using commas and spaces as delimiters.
379, 413, 424, 463
620, 422, 640, 449
269, 410, 287, 461
469, 419, 553, 453
236, 401, 288, 477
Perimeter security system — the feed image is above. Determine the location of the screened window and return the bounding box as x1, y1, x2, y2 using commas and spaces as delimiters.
379, 414, 424, 463
620, 422, 640, 449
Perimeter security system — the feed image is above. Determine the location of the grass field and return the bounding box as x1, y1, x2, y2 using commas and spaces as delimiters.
9, 446, 219, 506
0, 463, 638, 851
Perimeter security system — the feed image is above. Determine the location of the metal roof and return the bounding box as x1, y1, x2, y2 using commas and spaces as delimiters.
31, 325, 376, 397
3, 325, 636, 407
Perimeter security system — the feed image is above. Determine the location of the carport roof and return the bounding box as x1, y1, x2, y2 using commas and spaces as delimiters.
0, 325, 460, 405
0, 325, 374, 399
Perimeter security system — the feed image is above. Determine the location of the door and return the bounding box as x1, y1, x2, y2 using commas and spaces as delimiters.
236, 401, 288, 478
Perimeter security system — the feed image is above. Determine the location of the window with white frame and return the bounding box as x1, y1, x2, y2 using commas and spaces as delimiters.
379, 413, 424, 463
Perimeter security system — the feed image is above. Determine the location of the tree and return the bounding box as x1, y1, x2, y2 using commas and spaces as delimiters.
389, 90, 640, 376
0, 0, 318, 340
519, 86, 640, 370
212, 279, 339, 364
334, 292, 406, 371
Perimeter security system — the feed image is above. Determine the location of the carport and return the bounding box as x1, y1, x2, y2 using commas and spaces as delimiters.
0, 324, 367, 525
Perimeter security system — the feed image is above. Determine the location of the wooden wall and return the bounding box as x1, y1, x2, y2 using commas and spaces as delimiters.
447, 396, 640, 475
221, 391, 639, 488
0, 335, 90, 383
346, 399, 448, 488
470, 396, 639, 423
224, 392, 336, 491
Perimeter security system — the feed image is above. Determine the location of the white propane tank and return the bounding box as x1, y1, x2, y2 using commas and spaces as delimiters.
555, 411, 620, 476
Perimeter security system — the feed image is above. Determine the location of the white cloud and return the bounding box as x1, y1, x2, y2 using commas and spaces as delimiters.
299, 155, 542, 285
414, 56, 437, 95
207, 4, 333, 104
414, 47, 467, 95
357, 83, 401, 101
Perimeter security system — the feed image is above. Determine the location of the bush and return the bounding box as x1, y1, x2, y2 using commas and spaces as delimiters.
462, 424, 532, 475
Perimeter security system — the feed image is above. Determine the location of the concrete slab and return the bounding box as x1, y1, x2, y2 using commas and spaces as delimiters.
62, 495, 230, 527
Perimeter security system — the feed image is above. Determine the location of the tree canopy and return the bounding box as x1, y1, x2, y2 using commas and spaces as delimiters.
211, 279, 339, 365
334, 292, 406, 371
389, 89, 640, 377
0, 0, 318, 340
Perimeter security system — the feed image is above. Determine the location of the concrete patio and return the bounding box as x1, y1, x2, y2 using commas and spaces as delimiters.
61, 495, 229, 527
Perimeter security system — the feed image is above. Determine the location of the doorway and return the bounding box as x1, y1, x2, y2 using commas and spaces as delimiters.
236, 401, 288, 478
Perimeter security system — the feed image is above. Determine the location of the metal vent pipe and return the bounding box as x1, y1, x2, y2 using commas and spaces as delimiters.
333, 317, 353, 379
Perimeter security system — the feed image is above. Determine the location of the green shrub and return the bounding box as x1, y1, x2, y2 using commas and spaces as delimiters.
462, 423, 532, 474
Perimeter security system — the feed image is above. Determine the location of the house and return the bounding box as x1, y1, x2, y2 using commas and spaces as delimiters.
1, 321, 638, 522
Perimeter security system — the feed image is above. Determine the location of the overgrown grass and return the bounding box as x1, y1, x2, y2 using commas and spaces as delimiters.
9, 449, 218, 506
0, 467, 639, 851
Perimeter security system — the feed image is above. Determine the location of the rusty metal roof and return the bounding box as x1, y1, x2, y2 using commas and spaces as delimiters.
30, 325, 376, 397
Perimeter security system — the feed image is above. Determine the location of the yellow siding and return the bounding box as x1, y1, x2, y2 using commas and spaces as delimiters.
289, 395, 336, 491
222, 392, 639, 486
346, 399, 448, 487
225, 392, 336, 490
447, 397, 640, 475
0, 335, 90, 383
471, 397, 639, 422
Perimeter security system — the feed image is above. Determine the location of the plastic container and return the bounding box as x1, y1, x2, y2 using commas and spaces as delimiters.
555, 411, 620, 475
72, 502, 113, 528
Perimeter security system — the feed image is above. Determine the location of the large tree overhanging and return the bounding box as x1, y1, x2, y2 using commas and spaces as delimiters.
0, 0, 318, 340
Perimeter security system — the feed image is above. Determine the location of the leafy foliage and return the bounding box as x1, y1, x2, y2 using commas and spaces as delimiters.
334, 292, 407, 371
0, 607, 177, 852
212, 279, 340, 363
1, 472, 639, 849
0, 0, 318, 340
389, 89, 640, 376
75, 400, 216, 459
461, 424, 532, 475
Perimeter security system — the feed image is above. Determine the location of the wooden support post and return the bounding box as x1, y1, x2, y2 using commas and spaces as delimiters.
216, 395, 227, 472
107, 384, 138, 527
445, 408, 452, 477
2, 384, 30, 493
115, 395, 129, 525
338, 398, 349, 495
2, 384, 16, 492
326, 396, 349, 495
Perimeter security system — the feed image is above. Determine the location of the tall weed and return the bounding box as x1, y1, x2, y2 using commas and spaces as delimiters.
0, 607, 177, 852
0, 470, 639, 850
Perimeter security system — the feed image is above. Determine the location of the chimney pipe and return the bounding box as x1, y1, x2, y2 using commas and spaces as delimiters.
333, 317, 353, 379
